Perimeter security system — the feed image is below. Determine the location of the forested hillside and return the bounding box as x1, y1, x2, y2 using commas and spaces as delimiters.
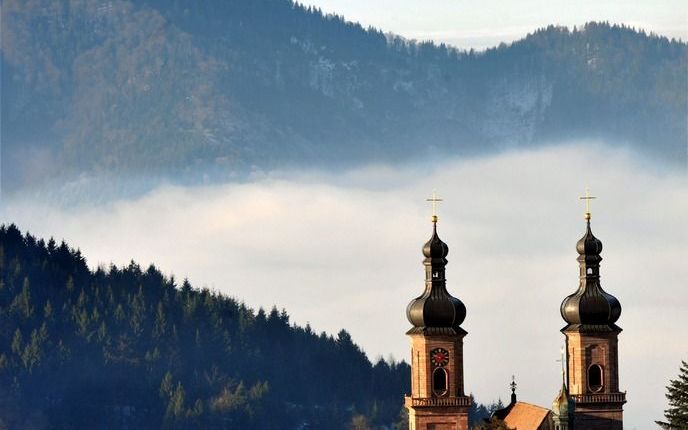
0, 224, 411, 428
2, 0, 685, 194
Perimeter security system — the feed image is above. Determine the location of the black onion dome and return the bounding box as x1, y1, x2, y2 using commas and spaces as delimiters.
576, 221, 603, 256
423, 225, 449, 259
560, 220, 621, 327
407, 222, 467, 335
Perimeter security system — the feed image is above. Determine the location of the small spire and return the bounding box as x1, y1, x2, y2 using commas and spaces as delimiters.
426, 190, 443, 224
510, 375, 517, 404
579, 187, 597, 221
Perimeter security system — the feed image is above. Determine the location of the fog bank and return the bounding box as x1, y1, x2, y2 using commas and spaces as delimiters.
2, 142, 686, 428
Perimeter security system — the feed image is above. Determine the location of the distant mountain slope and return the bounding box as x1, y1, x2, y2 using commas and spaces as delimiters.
0, 224, 411, 428
2, 0, 686, 193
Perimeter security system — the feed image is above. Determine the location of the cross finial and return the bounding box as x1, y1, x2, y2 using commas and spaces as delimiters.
426, 190, 443, 223
579, 187, 597, 221
556, 346, 566, 387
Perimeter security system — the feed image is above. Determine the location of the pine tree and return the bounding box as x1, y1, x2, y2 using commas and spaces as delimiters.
657, 360, 688, 429
44, 300, 53, 319
153, 301, 167, 337
22, 326, 47, 371
166, 382, 186, 418
11, 278, 34, 318
349, 414, 372, 430
160, 372, 174, 399
394, 407, 408, 429
11, 329, 23, 357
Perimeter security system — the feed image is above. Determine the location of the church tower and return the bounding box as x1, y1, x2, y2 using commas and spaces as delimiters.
405, 199, 471, 430
560, 195, 625, 429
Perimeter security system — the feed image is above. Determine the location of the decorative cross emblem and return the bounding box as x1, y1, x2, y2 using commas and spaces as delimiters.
426, 190, 443, 223
579, 187, 597, 220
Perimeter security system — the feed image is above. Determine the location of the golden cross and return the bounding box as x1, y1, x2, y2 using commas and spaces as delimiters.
579, 187, 597, 220
556, 346, 566, 385
426, 191, 443, 223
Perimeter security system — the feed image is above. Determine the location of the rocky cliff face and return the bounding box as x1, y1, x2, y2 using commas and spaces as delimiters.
483, 74, 554, 144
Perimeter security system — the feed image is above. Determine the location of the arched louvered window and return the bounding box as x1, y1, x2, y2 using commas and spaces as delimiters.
432, 367, 448, 396
588, 364, 603, 392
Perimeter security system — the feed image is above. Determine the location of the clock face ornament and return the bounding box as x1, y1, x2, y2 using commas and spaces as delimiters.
430, 348, 449, 367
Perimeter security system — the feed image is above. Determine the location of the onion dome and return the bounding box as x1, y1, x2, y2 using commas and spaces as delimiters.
552, 383, 573, 416
560, 219, 621, 328
406, 218, 467, 335
423, 222, 449, 259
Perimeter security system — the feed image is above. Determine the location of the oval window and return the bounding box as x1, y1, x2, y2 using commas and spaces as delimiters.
433, 367, 448, 396
588, 364, 603, 392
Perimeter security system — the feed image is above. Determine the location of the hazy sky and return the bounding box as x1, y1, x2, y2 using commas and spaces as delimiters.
3, 142, 686, 429
299, 0, 687, 49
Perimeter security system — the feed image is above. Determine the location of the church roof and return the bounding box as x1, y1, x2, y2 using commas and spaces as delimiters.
502, 402, 551, 430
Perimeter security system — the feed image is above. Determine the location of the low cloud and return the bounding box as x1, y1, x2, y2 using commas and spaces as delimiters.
2, 142, 686, 427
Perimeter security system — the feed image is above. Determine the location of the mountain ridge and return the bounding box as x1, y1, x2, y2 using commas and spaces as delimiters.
2, 0, 686, 195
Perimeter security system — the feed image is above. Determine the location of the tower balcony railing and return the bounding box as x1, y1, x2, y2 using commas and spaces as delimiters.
571, 392, 626, 404
404, 396, 472, 408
